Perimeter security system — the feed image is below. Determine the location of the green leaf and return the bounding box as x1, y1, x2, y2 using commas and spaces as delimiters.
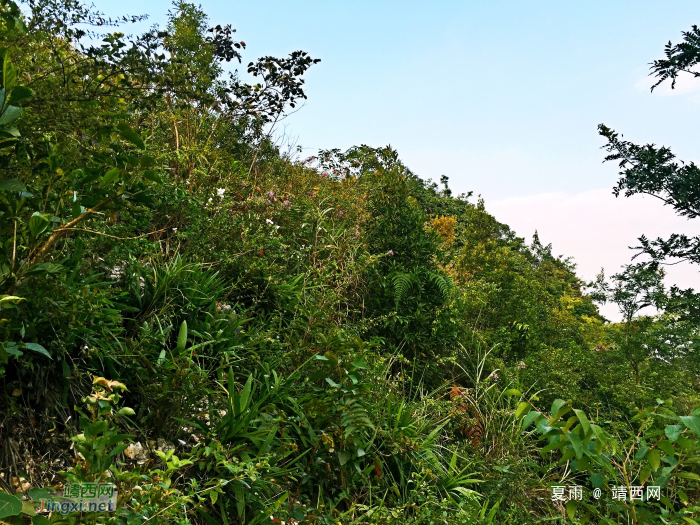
325, 377, 341, 388
590, 424, 608, 445
3, 54, 17, 91
550, 399, 567, 416
86, 420, 109, 437
639, 467, 651, 483
562, 415, 578, 433
0, 105, 22, 125
101, 167, 121, 188
115, 407, 136, 417
566, 500, 578, 521
23, 343, 51, 359
675, 471, 700, 481
568, 431, 583, 459
680, 415, 700, 436
657, 440, 675, 456
634, 446, 649, 460
176, 321, 187, 352
28, 488, 51, 501
21, 499, 35, 516
117, 123, 145, 150
665, 424, 683, 442
573, 409, 591, 436
61, 359, 71, 378
108, 443, 129, 457
239, 374, 253, 414
98, 433, 133, 448
232, 481, 245, 521
4, 342, 22, 357
258, 424, 278, 454
0, 177, 25, 191
142, 170, 162, 183
503, 388, 521, 396
0, 295, 22, 307
32, 515, 52, 525
660, 495, 673, 508
28, 212, 49, 236
676, 436, 693, 448
647, 449, 660, 471
515, 401, 530, 419
540, 439, 567, 455
0, 492, 22, 518
139, 155, 157, 168
9, 85, 32, 104
25, 263, 64, 276
522, 410, 541, 429
72, 201, 84, 219
536, 417, 553, 434
128, 192, 155, 207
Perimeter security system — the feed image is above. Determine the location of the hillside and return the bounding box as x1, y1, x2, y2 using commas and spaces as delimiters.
0, 2, 698, 524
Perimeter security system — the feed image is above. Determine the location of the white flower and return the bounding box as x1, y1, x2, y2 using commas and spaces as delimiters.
266, 219, 274, 225
217, 188, 225, 198
172, 228, 177, 232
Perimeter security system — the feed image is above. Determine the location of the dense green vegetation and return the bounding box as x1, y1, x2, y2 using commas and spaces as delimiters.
0, 2, 698, 523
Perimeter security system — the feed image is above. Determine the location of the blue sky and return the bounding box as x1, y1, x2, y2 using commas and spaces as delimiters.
98, 0, 700, 197
96, 0, 700, 318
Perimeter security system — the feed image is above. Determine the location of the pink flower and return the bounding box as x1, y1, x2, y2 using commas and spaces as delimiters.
387, 250, 394, 255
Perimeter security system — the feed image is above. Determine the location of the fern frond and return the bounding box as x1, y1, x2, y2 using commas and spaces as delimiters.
392, 272, 416, 309
341, 398, 375, 439
428, 272, 454, 300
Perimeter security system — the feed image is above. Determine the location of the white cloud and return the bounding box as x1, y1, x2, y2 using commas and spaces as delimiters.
486, 189, 698, 321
